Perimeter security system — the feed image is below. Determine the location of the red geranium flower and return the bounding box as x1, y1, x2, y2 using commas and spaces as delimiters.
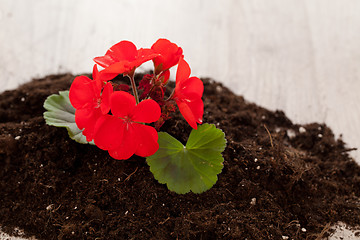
69, 65, 113, 141
173, 57, 204, 129
151, 38, 183, 83
94, 91, 161, 160
151, 38, 183, 72
94, 40, 159, 80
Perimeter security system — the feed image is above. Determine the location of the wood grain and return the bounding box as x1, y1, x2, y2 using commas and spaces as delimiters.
0, 0, 359, 163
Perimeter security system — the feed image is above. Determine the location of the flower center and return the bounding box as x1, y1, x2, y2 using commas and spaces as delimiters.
94, 98, 101, 108
123, 115, 133, 124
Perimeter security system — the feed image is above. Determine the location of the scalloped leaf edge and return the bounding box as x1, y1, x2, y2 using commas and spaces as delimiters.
43, 90, 94, 145
147, 123, 226, 194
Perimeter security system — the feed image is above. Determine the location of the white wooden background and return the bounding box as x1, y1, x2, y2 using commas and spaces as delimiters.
1, 1, 360, 239
0, 0, 359, 165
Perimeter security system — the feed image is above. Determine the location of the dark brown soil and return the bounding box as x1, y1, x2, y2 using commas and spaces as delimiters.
0, 73, 359, 240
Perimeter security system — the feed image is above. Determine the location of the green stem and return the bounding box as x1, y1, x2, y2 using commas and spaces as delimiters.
127, 71, 139, 104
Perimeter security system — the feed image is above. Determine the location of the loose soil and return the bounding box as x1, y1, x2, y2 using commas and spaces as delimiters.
0, 73, 359, 240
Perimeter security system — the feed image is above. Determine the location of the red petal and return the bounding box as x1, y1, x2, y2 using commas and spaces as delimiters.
93, 41, 137, 68
151, 39, 183, 71
176, 57, 191, 85
110, 91, 136, 118
177, 77, 204, 100
75, 107, 102, 141
101, 61, 132, 75
92, 64, 99, 82
99, 70, 119, 81
92, 64, 105, 90
176, 98, 204, 129
94, 115, 125, 150
135, 124, 159, 157
97, 43, 157, 76
100, 82, 113, 114
75, 108, 91, 130
186, 98, 204, 125
108, 123, 138, 160
129, 48, 159, 72
93, 55, 115, 68
131, 99, 161, 123
69, 76, 95, 109
160, 70, 170, 84
137, 48, 159, 61
176, 101, 197, 129
107, 40, 137, 62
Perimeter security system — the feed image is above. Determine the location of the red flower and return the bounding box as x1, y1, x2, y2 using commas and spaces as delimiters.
94, 40, 159, 80
69, 65, 113, 141
151, 39, 183, 82
152, 39, 183, 72
94, 91, 161, 160
173, 58, 204, 129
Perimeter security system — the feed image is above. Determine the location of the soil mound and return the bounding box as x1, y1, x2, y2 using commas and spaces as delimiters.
0, 74, 359, 239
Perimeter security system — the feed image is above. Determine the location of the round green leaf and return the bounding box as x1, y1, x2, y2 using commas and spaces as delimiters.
147, 123, 226, 194
43, 91, 93, 145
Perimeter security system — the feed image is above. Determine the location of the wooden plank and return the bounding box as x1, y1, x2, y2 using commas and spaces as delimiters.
0, 0, 359, 162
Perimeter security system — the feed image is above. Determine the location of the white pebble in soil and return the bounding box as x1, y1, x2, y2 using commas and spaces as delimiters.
286, 129, 296, 139
299, 126, 306, 134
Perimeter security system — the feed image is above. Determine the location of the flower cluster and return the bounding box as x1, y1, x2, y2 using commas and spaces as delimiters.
69, 39, 204, 160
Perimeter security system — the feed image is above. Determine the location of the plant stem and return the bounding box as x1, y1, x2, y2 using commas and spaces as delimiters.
166, 88, 176, 101
128, 72, 139, 104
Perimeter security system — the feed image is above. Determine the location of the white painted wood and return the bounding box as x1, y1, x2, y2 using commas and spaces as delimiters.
0, 0, 359, 164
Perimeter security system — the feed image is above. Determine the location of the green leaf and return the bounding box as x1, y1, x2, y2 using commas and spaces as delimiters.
43, 91, 94, 145
147, 123, 226, 194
